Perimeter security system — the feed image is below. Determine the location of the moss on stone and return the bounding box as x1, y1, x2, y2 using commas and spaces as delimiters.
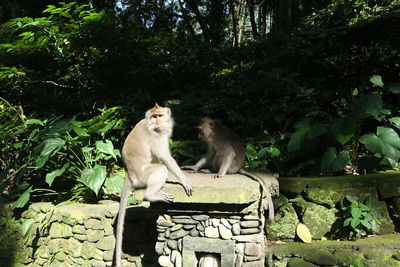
304, 249, 338, 266
287, 258, 317, 267
302, 203, 338, 239
265, 203, 299, 240
304, 188, 342, 208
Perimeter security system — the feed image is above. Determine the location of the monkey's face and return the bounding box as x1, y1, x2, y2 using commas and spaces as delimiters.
150, 112, 169, 132
145, 105, 173, 135
197, 117, 213, 141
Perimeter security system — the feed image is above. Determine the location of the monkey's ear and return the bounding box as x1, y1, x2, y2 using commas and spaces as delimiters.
209, 120, 215, 128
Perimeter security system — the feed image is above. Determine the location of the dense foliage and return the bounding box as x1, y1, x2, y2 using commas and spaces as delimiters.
1, 0, 400, 206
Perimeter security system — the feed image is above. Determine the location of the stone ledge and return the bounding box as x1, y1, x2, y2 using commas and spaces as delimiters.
134, 170, 276, 205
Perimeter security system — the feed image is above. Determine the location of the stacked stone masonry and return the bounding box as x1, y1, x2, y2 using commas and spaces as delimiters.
154, 213, 265, 267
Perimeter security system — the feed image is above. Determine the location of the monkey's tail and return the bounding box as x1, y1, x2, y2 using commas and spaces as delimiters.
115, 176, 133, 267
238, 169, 275, 221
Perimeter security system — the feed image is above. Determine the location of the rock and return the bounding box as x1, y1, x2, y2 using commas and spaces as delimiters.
235, 254, 244, 267
265, 203, 299, 240
64, 237, 82, 257
236, 243, 245, 254
183, 224, 196, 230
84, 218, 104, 230
49, 223, 73, 238
155, 241, 165, 255
219, 223, 233, 239
169, 229, 189, 240
171, 250, 179, 263
103, 249, 114, 261
305, 250, 338, 266
87, 229, 105, 242
240, 220, 260, 228
211, 218, 220, 227
196, 224, 205, 231
205, 226, 219, 238
304, 188, 341, 208
81, 241, 103, 260
172, 218, 198, 224
157, 215, 173, 227
287, 258, 317, 267
220, 218, 232, 229
240, 228, 260, 235
190, 228, 199, 237
175, 252, 182, 267
96, 235, 115, 251
170, 224, 182, 231
167, 239, 178, 250
243, 215, 259, 220
302, 203, 337, 239
72, 225, 86, 234
192, 215, 209, 221
244, 243, 262, 257
232, 223, 241, 235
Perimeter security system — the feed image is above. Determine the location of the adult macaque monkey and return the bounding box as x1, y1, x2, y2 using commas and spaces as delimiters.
182, 117, 278, 220
115, 103, 192, 267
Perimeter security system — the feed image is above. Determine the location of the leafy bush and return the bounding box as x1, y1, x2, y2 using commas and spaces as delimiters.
342, 195, 383, 239
1, 105, 127, 209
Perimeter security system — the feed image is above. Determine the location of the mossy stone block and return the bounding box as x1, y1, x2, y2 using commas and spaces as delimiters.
304, 249, 338, 266
265, 203, 299, 240
304, 188, 342, 207
287, 258, 317, 267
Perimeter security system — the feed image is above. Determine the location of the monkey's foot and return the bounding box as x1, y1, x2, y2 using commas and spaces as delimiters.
199, 169, 211, 174
144, 193, 174, 203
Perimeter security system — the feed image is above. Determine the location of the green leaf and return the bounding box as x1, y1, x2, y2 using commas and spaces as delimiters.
80, 165, 106, 196
370, 75, 384, 87
332, 117, 357, 145
346, 195, 359, 205
362, 94, 383, 117
343, 218, 352, 227
389, 117, 400, 129
45, 162, 70, 186
95, 140, 117, 159
386, 82, 400, 94
360, 220, 372, 229
20, 218, 35, 237
34, 138, 66, 168
360, 127, 400, 161
351, 218, 361, 228
104, 172, 125, 195
288, 120, 311, 152
10, 186, 33, 209
321, 147, 350, 174
25, 119, 44, 126
370, 220, 380, 233
351, 207, 362, 219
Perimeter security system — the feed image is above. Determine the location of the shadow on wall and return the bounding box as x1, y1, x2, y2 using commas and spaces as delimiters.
115, 206, 159, 266
0, 203, 19, 267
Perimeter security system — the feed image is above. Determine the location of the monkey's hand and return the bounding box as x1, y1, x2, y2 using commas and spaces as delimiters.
181, 180, 193, 196
213, 173, 224, 179
181, 165, 198, 172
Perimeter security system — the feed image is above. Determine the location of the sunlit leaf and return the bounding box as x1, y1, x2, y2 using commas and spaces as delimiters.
96, 140, 117, 159
10, 186, 33, 209
45, 162, 70, 186
370, 75, 384, 87
360, 127, 400, 161
296, 223, 312, 243
80, 165, 106, 196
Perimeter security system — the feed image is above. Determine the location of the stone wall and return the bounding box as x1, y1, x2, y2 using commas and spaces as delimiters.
3, 171, 400, 267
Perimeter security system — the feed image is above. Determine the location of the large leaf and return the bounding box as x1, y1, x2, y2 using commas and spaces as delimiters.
332, 117, 357, 145
80, 165, 106, 196
386, 82, 400, 94
10, 186, 33, 209
370, 75, 384, 87
95, 140, 117, 159
389, 117, 400, 129
321, 147, 350, 174
45, 162, 70, 186
362, 94, 382, 117
360, 127, 400, 161
104, 172, 125, 195
34, 137, 66, 168
296, 223, 312, 243
288, 120, 326, 152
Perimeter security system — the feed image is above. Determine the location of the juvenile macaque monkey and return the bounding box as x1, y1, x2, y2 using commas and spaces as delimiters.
115, 104, 192, 267
182, 117, 277, 220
